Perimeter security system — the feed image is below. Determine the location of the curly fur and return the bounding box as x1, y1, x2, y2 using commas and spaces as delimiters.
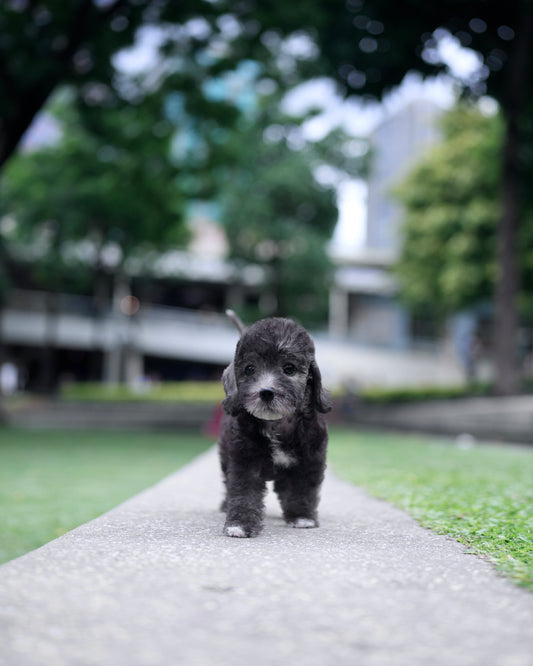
218, 317, 331, 538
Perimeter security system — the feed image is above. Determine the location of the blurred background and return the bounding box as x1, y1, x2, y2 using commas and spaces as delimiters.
1, 0, 532, 418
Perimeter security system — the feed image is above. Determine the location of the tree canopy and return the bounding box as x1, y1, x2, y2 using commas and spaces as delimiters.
395, 107, 503, 315
0, 0, 325, 168
396, 104, 533, 346
220, 102, 365, 327
0, 89, 188, 293
0, 1, 213, 165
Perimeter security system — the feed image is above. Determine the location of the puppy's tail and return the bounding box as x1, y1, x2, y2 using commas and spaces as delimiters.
225, 309, 245, 336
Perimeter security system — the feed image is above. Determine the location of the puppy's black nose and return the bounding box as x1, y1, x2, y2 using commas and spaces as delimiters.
260, 388, 275, 402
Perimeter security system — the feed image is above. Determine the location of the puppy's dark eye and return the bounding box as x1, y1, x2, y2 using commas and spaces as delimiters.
244, 365, 255, 377
283, 363, 297, 376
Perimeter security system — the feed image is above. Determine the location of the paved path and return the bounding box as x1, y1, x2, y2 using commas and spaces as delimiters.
1, 447, 532, 666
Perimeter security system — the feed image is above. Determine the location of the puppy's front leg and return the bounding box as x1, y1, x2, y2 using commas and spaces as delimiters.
223, 463, 266, 538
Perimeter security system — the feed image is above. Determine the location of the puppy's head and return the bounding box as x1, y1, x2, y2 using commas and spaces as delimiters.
222, 317, 331, 420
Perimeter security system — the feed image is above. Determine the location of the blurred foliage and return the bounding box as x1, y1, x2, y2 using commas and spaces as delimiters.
355, 382, 492, 405
313, 1, 532, 106
220, 105, 366, 327
0, 89, 188, 294
394, 105, 533, 320
0, 0, 328, 168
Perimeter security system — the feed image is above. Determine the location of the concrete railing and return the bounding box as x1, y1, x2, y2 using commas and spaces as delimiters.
2, 289, 466, 388
2, 289, 239, 367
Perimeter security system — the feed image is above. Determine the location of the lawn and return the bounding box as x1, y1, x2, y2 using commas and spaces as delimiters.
328, 428, 533, 590
0, 428, 212, 565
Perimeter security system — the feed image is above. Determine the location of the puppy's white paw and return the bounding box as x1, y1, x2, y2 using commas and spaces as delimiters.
224, 525, 247, 538
289, 518, 317, 529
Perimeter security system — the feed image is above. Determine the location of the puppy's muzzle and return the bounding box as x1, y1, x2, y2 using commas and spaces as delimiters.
260, 388, 275, 403
245, 383, 294, 421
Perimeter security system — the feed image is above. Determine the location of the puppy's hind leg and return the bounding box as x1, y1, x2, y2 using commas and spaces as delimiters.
218, 445, 229, 512
220, 486, 228, 513
274, 471, 323, 529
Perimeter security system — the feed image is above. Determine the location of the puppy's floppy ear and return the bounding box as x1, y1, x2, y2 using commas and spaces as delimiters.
221, 361, 240, 415
308, 360, 332, 413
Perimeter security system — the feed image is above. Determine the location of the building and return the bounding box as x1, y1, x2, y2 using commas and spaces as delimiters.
330, 100, 448, 352
366, 99, 443, 253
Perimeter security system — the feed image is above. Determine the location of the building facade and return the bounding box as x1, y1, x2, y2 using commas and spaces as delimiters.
366, 99, 443, 252
330, 100, 449, 353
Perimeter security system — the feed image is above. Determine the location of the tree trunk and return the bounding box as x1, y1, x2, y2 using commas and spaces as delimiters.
496, 114, 521, 394
38, 291, 59, 393
91, 260, 110, 381
494, 7, 533, 394
270, 253, 285, 318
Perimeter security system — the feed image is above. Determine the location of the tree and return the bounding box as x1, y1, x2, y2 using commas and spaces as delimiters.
1, 89, 187, 281
221, 126, 335, 327
395, 106, 533, 328
395, 107, 502, 314
220, 104, 365, 328
0, 87, 192, 389
305, 1, 533, 393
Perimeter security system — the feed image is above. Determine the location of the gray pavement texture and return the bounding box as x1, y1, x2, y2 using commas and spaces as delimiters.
1, 446, 533, 666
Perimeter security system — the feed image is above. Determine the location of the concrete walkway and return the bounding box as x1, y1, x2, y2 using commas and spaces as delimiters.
1, 447, 532, 666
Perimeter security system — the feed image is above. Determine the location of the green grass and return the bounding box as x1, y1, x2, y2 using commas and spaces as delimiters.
60, 381, 224, 403
0, 428, 212, 565
356, 382, 491, 403
328, 428, 533, 590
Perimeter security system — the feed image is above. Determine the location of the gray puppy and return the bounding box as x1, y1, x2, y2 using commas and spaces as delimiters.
218, 314, 331, 538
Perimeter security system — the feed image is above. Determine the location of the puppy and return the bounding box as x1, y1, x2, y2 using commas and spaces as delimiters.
218, 314, 331, 538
